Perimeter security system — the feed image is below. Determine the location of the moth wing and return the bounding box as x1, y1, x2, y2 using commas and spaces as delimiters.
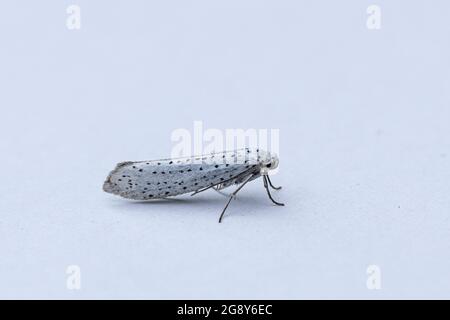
103, 159, 259, 200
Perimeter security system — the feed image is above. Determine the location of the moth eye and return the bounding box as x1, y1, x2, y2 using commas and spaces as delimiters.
267, 163, 272, 168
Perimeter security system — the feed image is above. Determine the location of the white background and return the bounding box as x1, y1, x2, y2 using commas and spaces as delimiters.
0, 1, 449, 298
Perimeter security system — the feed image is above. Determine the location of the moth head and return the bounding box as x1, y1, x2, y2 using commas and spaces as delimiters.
258, 151, 279, 172
266, 153, 279, 170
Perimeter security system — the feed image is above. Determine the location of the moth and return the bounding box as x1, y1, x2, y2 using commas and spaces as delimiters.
103, 148, 284, 222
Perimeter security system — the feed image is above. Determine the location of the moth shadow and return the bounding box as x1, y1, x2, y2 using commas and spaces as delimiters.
142, 199, 211, 207
105, 173, 286, 218
107, 190, 285, 220
114, 194, 244, 207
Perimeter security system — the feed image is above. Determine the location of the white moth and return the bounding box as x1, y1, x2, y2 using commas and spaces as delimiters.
103, 148, 283, 222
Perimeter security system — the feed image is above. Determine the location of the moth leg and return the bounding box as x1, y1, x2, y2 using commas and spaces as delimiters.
191, 174, 243, 197
266, 175, 282, 190
218, 175, 254, 223
263, 175, 285, 206
213, 186, 231, 197
191, 185, 215, 196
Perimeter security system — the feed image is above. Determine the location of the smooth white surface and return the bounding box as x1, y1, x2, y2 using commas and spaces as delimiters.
0, 1, 449, 299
